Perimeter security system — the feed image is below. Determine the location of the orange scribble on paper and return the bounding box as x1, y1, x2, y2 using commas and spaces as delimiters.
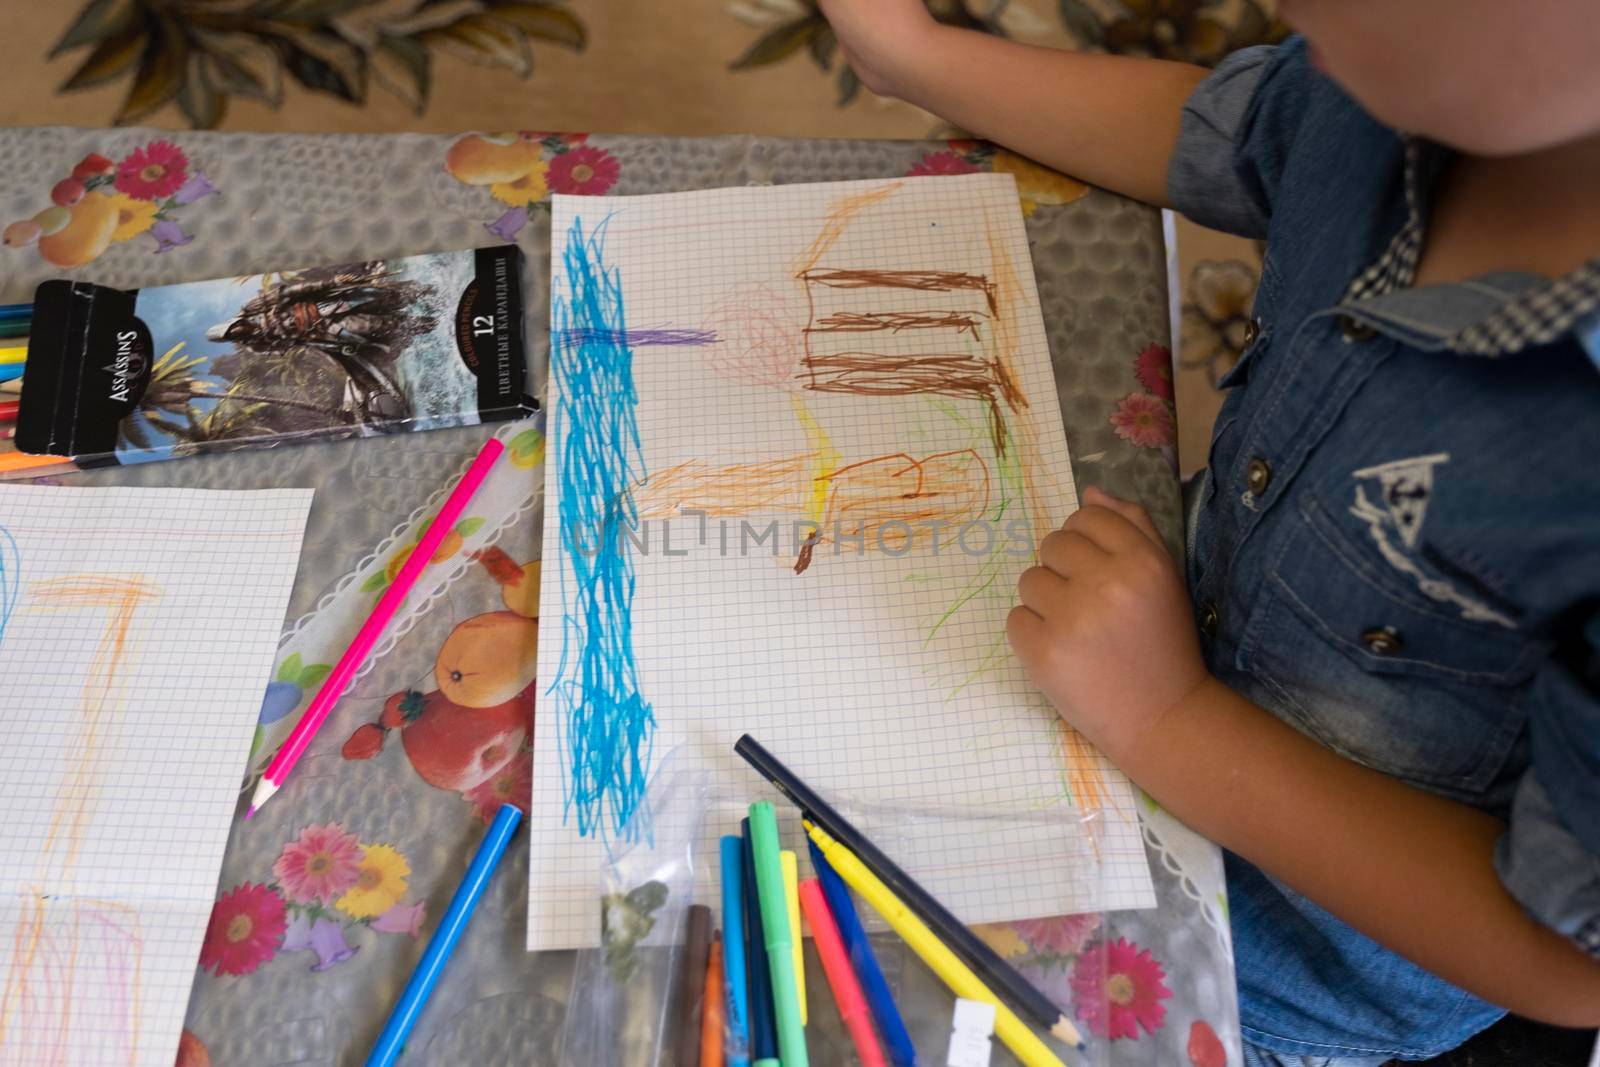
0, 576, 159, 1066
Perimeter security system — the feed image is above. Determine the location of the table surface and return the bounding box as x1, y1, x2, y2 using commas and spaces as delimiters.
0, 126, 1238, 1066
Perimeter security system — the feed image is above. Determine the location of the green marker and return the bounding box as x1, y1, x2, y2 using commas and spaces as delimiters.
749, 801, 809, 1067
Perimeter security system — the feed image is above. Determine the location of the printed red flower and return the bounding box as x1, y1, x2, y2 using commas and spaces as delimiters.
908, 150, 980, 178
273, 822, 363, 904
199, 883, 286, 977
1109, 392, 1175, 448
1133, 343, 1175, 402
1012, 912, 1101, 959
546, 145, 619, 196
1070, 938, 1173, 1039
114, 140, 189, 201
465, 750, 532, 822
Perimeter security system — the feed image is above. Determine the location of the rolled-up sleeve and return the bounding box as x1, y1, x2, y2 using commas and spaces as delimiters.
1167, 38, 1313, 240
1494, 609, 1600, 958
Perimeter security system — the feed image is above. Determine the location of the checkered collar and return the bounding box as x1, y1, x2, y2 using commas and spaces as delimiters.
1340, 138, 1600, 358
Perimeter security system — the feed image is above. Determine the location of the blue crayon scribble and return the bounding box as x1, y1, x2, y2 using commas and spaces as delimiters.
549, 214, 656, 842
0, 527, 18, 651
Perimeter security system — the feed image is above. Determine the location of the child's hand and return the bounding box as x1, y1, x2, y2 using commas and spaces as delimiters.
817, 0, 940, 98
1007, 486, 1210, 761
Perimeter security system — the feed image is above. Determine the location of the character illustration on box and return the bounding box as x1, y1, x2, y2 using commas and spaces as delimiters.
207, 261, 436, 430
342, 549, 539, 822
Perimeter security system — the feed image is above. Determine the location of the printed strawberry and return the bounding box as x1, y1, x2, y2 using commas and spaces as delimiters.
71, 154, 115, 181
381, 689, 427, 730
341, 723, 386, 760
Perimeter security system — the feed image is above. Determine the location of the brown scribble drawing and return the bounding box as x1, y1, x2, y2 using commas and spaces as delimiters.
800, 268, 998, 313
796, 265, 1027, 459
629, 450, 992, 576
797, 449, 991, 574
0, 575, 159, 1065
807, 310, 987, 337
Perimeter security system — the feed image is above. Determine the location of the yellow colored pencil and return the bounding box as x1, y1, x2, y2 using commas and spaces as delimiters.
805, 821, 1069, 1067
0, 345, 26, 365
781, 849, 806, 1026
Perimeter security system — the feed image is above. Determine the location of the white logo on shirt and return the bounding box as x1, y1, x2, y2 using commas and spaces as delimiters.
1351, 453, 1449, 549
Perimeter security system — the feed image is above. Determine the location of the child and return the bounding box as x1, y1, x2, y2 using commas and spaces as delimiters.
819, 1, 1600, 1063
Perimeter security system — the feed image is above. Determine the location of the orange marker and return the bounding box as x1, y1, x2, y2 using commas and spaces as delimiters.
701, 936, 727, 1067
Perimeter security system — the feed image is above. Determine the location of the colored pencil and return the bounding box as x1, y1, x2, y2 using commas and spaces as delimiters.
0, 344, 24, 365
674, 904, 713, 1067
735, 734, 1084, 1049
781, 849, 807, 1026
701, 937, 727, 1067
742, 818, 779, 1067
0, 303, 28, 322
798, 878, 886, 1067
0, 365, 22, 385
0, 378, 21, 396
0, 321, 27, 340
719, 836, 752, 1067
0, 401, 18, 423
364, 803, 522, 1067
808, 839, 919, 1067
750, 802, 808, 1067
248, 437, 505, 816
807, 823, 1066, 1067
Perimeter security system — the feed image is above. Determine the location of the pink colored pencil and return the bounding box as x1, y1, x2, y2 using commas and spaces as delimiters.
246, 437, 506, 818
799, 878, 887, 1067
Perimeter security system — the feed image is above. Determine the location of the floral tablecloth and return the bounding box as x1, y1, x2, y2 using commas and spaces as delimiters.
0, 126, 1237, 1066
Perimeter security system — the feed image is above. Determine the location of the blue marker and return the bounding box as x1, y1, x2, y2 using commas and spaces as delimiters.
365, 804, 523, 1066
720, 835, 752, 1067
808, 839, 918, 1067
742, 817, 779, 1067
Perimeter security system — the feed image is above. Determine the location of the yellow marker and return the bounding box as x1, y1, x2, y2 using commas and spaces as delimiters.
781, 849, 806, 1025
804, 821, 1069, 1067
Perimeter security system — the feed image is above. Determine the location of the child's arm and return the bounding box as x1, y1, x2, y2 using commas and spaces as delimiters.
1008, 487, 1600, 1025
819, 0, 1208, 207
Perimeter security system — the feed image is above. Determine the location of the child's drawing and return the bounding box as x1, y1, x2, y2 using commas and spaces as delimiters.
530, 176, 1154, 953
1, 575, 159, 1064
0, 485, 312, 1067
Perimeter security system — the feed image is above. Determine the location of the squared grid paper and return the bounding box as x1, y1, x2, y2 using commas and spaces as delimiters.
0, 485, 313, 1067
531, 175, 1155, 951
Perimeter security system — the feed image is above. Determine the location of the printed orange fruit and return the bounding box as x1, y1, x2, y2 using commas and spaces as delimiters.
434, 610, 538, 708
445, 135, 541, 186
37, 193, 118, 267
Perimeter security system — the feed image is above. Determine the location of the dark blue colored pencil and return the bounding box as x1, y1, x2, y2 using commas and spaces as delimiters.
808, 839, 919, 1066
742, 816, 779, 1065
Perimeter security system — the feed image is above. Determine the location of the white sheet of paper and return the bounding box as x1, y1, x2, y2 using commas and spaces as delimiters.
0, 485, 312, 1066
531, 175, 1154, 951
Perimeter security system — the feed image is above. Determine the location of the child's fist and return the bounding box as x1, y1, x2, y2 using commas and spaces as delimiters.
1007, 486, 1210, 761
817, 0, 938, 98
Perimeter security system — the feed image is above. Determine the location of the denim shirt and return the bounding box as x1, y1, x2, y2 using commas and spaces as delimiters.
1169, 37, 1600, 1060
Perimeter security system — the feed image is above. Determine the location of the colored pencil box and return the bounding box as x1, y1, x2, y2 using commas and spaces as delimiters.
14, 245, 533, 467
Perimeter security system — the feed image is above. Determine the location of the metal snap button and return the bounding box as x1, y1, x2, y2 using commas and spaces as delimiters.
1339, 315, 1377, 342
1242, 317, 1261, 347
1361, 626, 1403, 655
1200, 603, 1219, 637
1246, 458, 1272, 496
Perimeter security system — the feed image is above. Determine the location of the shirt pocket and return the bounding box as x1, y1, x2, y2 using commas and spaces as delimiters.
1238, 494, 1543, 797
